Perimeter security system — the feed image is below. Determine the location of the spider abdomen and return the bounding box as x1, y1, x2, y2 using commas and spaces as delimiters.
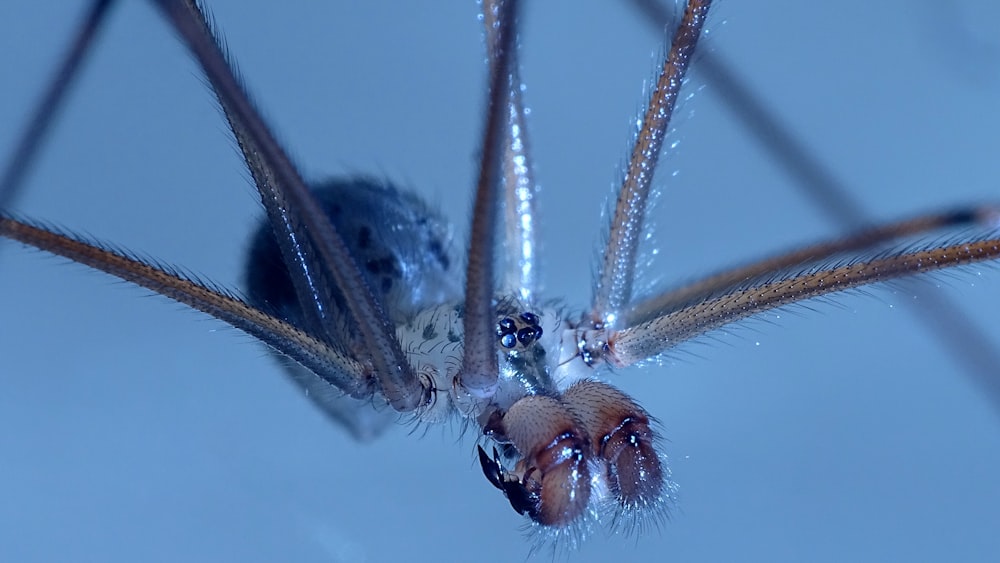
242, 177, 459, 439
244, 177, 459, 327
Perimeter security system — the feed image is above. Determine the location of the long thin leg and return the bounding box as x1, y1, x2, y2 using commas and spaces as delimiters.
627, 0, 867, 227
155, 0, 423, 411
591, 0, 711, 326
0, 215, 371, 397
607, 234, 1000, 367
177, 0, 344, 349
0, 0, 115, 211
624, 205, 1000, 326
484, 0, 540, 302
460, 0, 520, 397
630, 0, 1000, 411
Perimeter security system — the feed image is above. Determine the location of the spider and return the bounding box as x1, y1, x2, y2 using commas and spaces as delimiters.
1, 1, 998, 561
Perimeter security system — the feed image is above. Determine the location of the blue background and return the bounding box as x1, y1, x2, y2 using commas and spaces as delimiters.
1, 1, 999, 561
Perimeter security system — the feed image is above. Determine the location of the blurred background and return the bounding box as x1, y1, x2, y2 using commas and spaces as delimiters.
1, 1, 998, 561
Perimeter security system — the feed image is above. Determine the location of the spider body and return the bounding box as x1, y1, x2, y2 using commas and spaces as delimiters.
1, 1, 998, 562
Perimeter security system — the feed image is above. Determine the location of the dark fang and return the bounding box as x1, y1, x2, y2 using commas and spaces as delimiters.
476, 446, 539, 518
478, 445, 506, 490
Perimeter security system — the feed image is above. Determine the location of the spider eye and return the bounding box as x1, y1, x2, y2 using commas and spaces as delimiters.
496, 317, 517, 336
516, 326, 538, 345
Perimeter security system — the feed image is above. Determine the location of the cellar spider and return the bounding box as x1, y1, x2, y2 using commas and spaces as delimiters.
1, 0, 999, 561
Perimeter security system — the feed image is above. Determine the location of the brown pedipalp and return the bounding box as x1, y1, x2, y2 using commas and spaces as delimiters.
482, 396, 593, 527
563, 380, 664, 511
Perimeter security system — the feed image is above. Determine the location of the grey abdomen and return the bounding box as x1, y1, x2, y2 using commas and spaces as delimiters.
242, 177, 459, 439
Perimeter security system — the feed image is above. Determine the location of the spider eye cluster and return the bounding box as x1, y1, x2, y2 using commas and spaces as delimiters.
496, 311, 544, 349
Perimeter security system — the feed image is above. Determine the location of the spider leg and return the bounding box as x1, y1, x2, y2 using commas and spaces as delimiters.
154, 0, 427, 411
591, 0, 711, 327
625, 205, 1000, 326
602, 232, 1000, 368
484, 0, 541, 303
459, 0, 520, 397
0, 0, 114, 211
629, 0, 1000, 411
0, 216, 372, 397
